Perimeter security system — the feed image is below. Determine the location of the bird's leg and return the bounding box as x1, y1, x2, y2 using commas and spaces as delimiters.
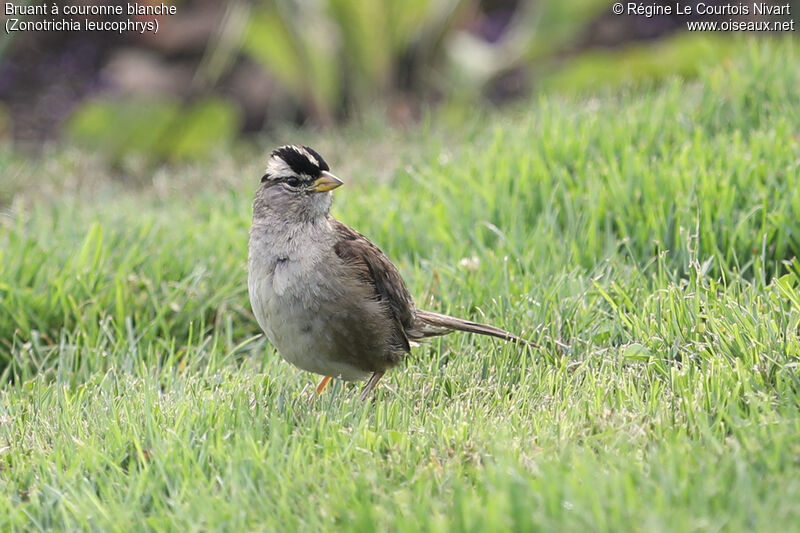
316, 376, 332, 395
359, 371, 385, 401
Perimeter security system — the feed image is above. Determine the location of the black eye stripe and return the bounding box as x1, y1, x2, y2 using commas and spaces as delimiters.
261, 175, 315, 188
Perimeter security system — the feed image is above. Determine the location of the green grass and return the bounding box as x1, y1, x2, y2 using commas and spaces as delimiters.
540, 34, 752, 94
2, 39, 800, 531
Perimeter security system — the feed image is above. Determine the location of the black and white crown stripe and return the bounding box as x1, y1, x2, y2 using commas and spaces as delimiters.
264, 145, 330, 181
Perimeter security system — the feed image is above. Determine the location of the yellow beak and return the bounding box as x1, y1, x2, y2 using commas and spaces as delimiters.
310, 171, 343, 192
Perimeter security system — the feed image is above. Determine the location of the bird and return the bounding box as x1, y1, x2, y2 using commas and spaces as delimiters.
248, 145, 532, 399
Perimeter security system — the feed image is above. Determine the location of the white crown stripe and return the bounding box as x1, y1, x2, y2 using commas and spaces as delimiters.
265, 145, 325, 178
294, 146, 320, 167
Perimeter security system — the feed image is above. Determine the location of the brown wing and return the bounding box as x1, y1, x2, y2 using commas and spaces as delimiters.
330, 217, 415, 351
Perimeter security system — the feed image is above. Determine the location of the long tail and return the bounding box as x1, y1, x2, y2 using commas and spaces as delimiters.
411, 309, 530, 345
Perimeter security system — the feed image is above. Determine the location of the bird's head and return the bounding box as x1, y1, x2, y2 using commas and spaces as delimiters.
253, 145, 343, 223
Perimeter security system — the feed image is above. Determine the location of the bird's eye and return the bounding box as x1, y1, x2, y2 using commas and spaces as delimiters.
261, 174, 269, 183
285, 177, 301, 187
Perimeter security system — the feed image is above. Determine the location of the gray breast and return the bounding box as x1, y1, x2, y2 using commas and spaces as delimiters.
248, 221, 391, 381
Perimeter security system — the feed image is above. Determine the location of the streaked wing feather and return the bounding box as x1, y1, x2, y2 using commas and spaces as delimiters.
330, 218, 415, 351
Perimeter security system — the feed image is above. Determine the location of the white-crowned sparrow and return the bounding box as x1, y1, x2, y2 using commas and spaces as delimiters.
248, 145, 530, 399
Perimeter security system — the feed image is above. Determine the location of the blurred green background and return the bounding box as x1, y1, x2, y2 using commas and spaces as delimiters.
2, 4, 800, 529
0, 0, 797, 165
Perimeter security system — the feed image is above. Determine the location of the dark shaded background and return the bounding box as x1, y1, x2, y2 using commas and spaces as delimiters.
0, 0, 796, 162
